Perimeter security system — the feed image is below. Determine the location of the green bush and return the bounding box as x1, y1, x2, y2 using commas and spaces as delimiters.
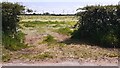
2, 2, 25, 34
72, 5, 120, 47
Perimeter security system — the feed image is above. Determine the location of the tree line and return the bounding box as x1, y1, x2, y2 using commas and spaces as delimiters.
20, 13, 75, 16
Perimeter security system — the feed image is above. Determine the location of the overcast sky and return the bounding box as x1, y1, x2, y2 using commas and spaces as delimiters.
6, 0, 120, 14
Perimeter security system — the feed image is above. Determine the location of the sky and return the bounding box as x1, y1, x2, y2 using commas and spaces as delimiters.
5, 0, 120, 14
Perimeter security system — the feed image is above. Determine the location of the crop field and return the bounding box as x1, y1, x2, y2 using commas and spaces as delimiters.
2, 15, 118, 66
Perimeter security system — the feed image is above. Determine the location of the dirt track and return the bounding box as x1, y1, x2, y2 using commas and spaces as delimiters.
2, 25, 118, 66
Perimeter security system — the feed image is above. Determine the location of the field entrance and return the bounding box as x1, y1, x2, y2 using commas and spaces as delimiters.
3, 15, 118, 66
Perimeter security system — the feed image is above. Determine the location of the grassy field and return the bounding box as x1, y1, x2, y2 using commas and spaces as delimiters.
2, 15, 118, 65
19, 15, 78, 22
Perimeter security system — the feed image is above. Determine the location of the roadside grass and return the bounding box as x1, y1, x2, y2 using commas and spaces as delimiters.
2, 31, 28, 51
2, 31, 28, 62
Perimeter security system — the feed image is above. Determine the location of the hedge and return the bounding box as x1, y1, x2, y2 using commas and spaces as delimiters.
72, 5, 120, 48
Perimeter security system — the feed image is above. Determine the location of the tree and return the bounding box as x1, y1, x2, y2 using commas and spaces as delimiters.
2, 2, 25, 35
43, 12, 50, 15
26, 9, 33, 14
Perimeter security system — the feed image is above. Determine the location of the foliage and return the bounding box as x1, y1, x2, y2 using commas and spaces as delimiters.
72, 5, 120, 47
26, 9, 33, 13
2, 2, 25, 34
43, 12, 50, 15
2, 2, 27, 51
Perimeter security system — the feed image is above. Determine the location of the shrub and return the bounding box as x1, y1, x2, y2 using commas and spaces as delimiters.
2, 2, 25, 34
72, 5, 120, 47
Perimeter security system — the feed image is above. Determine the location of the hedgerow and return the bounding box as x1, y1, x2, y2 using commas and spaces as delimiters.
2, 2, 27, 50
72, 5, 120, 47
